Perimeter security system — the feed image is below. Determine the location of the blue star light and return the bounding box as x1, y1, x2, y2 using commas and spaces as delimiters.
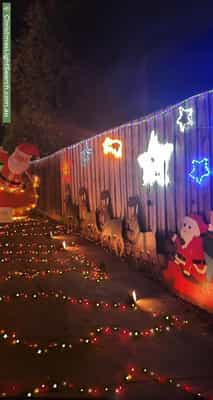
189, 158, 211, 184
80, 142, 93, 166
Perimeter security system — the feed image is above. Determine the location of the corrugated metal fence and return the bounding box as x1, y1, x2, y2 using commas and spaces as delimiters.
32, 89, 213, 235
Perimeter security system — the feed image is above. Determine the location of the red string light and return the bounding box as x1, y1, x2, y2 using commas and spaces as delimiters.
0, 289, 134, 312
0, 218, 207, 399
0, 314, 189, 356
124, 365, 205, 398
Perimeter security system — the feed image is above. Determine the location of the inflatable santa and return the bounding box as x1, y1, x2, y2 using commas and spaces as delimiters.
167, 214, 208, 283
0, 144, 39, 189
0, 144, 39, 222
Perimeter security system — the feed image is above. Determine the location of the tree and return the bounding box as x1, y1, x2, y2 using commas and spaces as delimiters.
3, 0, 75, 155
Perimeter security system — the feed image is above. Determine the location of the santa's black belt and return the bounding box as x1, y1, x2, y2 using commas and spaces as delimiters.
0, 173, 21, 186
176, 253, 205, 265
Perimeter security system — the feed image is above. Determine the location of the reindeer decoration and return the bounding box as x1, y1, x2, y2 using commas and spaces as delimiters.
78, 187, 100, 241
96, 191, 113, 232
124, 196, 156, 264
63, 184, 79, 233
97, 191, 125, 257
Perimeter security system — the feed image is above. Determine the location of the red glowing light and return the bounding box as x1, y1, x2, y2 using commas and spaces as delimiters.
104, 327, 111, 335
157, 375, 167, 384
115, 385, 123, 394
183, 384, 193, 393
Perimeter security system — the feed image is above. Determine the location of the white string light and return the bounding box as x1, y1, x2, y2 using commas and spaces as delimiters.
31, 89, 213, 164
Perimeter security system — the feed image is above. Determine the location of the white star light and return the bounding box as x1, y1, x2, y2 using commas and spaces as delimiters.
137, 131, 174, 186
176, 106, 193, 133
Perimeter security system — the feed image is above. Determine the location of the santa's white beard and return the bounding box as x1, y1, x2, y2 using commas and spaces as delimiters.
8, 155, 29, 175
180, 230, 195, 248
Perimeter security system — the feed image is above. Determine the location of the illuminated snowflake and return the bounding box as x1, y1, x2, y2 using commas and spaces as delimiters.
80, 142, 92, 166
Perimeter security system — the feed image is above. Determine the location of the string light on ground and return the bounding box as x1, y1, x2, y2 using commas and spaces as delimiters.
124, 365, 206, 399
0, 262, 109, 284
0, 231, 109, 283
0, 313, 190, 356
0, 379, 125, 398
0, 328, 73, 354
0, 219, 66, 239
0, 217, 207, 400
0, 366, 207, 399
0, 290, 132, 312
88, 317, 189, 340
0, 289, 192, 320
25, 381, 124, 398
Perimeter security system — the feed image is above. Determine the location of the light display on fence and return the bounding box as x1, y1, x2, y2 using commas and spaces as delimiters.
176, 106, 193, 133
189, 158, 211, 184
62, 161, 71, 183
137, 131, 173, 186
62, 162, 70, 176
103, 137, 122, 159
80, 142, 93, 166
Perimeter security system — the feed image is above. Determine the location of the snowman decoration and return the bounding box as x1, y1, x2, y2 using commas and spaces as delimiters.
171, 215, 208, 283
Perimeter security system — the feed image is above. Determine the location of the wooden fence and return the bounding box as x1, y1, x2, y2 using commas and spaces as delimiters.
32, 89, 213, 237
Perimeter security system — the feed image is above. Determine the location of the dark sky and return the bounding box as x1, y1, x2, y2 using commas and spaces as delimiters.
7, 0, 213, 133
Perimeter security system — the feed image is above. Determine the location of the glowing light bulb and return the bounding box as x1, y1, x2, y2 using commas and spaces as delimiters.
131, 290, 143, 310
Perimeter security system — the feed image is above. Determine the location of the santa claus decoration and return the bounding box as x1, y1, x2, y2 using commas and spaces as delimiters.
0, 144, 40, 222
163, 214, 213, 312
170, 215, 208, 283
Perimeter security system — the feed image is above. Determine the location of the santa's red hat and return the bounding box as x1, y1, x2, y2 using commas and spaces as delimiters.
189, 214, 208, 235
16, 143, 39, 159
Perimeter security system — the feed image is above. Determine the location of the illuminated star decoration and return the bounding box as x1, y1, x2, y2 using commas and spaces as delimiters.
176, 106, 193, 133
80, 142, 93, 166
189, 158, 211, 184
137, 131, 173, 186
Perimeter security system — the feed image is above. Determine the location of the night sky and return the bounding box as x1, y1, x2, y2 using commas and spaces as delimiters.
6, 0, 213, 134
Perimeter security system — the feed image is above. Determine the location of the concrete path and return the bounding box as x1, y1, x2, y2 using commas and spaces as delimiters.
0, 218, 213, 399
